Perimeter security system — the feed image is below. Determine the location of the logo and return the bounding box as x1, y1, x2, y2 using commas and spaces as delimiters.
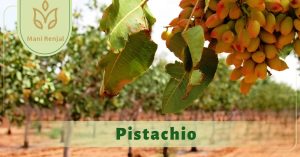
33, 0, 58, 30
18, 0, 72, 56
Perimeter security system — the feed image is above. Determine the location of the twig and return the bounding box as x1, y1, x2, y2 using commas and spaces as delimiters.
183, 0, 201, 32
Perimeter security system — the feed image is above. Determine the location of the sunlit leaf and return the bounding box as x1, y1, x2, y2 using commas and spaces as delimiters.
189, 70, 203, 85
100, 0, 155, 52
182, 26, 204, 68
16, 71, 22, 81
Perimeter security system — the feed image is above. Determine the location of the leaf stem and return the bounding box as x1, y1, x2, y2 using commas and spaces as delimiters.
183, 0, 201, 32
141, 0, 149, 7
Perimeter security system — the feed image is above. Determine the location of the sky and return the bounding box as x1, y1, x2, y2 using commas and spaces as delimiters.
0, 0, 299, 89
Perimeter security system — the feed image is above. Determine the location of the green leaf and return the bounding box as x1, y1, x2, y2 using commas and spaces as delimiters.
16, 71, 22, 81
189, 70, 203, 85
143, 5, 156, 27
100, 31, 157, 97
165, 61, 185, 80
100, 0, 155, 51
166, 32, 186, 60
23, 79, 31, 88
162, 48, 218, 113
182, 26, 205, 87
279, 44, 293, 58
182, 26, 205, 68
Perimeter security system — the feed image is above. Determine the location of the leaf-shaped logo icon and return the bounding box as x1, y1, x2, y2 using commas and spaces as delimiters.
42, 0, 49, 11
33, 8, 44, 29
33, 0, 58, 30
47, 8, 58, 29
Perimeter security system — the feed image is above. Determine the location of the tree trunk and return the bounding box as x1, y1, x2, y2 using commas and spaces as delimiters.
163, 115, 171, 157
61, 112, 67, 143
60, 124, 65, 143
190, 147, 198, 152
7, 120, 12, 135
127, 147, 133, 157
163, 147, 169, 157
63, 103, 73, 157
37, 109, 42, 133
63, 116, 72, 157
127, 98, 142, 157
210, 111, 215, 144
23, 103, 31, 149
53, 105, 58, 120
190, 110, 198, 152
92, 121, 97, 138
